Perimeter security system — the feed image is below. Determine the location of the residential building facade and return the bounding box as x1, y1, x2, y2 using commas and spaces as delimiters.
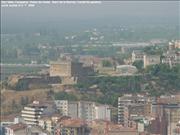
143, 55, 160, 68
21, 101, 47, 125
55, 100, 111, 121
118, 94, 150, 126
131, 50, 144, 62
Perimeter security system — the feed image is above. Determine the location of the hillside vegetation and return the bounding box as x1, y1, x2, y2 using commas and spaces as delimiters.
54, 64, 180, 107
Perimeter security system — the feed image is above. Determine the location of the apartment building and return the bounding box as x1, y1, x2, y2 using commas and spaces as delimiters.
164, 104, 180, 135
118, 94, 150, 126
68, 102, 79, 119
21, 101, 47, 125
55, 100, 68, 116
78, 101, 95, 121
94, 105, 111, 121
55, 100, 111, 121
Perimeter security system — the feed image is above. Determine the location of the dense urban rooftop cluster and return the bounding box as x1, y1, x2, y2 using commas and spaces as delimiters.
1, 93, 180, 135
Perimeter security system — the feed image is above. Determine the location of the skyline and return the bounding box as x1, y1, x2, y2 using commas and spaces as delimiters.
1, 1, 179, 33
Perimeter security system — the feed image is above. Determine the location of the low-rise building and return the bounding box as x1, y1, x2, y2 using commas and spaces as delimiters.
55, 119, 90, 135
168, 40, 180, 50
38, 114, 70, 135
27, 125, 49, 135
50, 60, 94, 84
5, 123, 27, 135
116, 65, 137, 75
162, 50, 180, 67
143, 55, 160, 68
132, 50, 144, 62
91, 120, 139, 135
174, 40, 180, 49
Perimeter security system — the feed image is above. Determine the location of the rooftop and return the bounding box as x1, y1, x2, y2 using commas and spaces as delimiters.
60, 119, 86, 128
1, 114, 19, 122
132, 50, 144, 54
119, 94, 149, 101
7, 123, 27, 131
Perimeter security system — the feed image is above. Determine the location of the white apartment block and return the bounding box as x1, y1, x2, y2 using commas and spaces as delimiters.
54, 100, 68, 116
55, 100, 111, 121
94, 105, 111, 121
78, 101, 96, 121
21, 101, 47, 125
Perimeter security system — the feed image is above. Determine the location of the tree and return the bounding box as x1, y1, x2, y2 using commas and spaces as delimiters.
15, 80, 29, 90
54, 92, 77, 101
20, 96, 29, 106
102, 60, 113, 67
11, 99, 19, 112
132, 60, 143, 71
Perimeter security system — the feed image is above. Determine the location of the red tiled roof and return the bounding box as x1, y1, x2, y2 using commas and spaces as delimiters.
7, 123, 27, 131
61, 119, 86, 128
0, 114, 19, 122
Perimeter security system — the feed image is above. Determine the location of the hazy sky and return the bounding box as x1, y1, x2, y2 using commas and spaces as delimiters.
1, 1, 179, 32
